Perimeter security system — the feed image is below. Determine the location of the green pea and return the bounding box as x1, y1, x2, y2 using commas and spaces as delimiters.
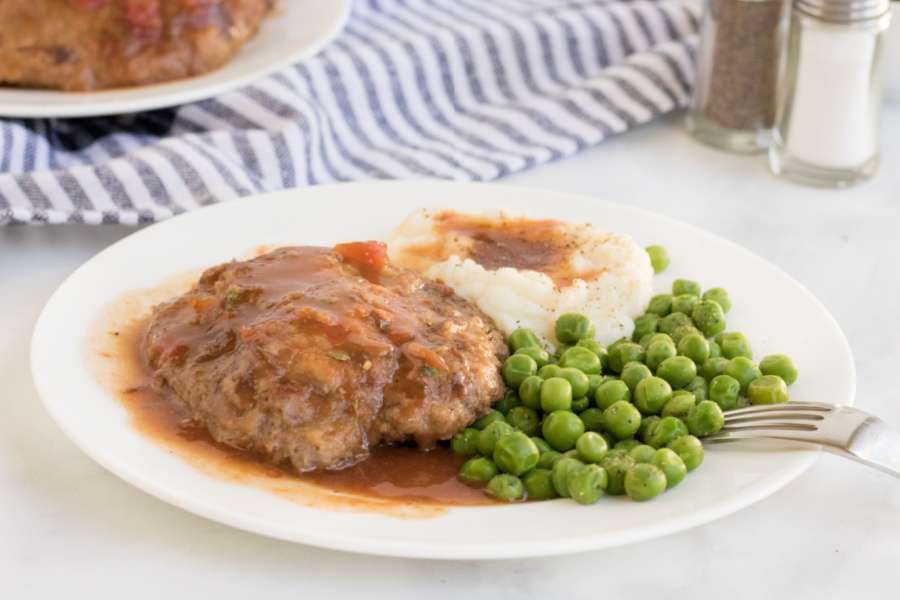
646, 340, 677, 371
725, 356, 762, 393
502, 354, 538, 388
493, 432, 540, 476
671, 294, 699, 316
759, 354, 799, 386
671, 325, 703, 346
629, 444, 657, 464
646, 245, 670, 273
451, 427, 481, 456
561, 449, 582, 461
606, 338, 629, 357
677, 333, 710, 364
600, 453, 636, 496
686, 400, 725, 437
586, 374, 605, 398
661, 392, 696, 419
559, 346, 602, 375
506, 406, 541, 436
522, 468, 558, 500
621, 362, 653, 392
571, 396, 590, 413
595, 379, 631, 410
551, 456, 585, 497
508, 327, 542, 352
638, 416, 661, 441
473, 409, 505, 430
614, 439, 642, 452
672, 279, 701, 297
646, 293, 674, 317
518, 375, 543, 410
538, 364, 562, 380
692, 300, 726, 338
459, 456, 498, 484
531, 436, 552, 453
536, 450, 561, 469
576, 431, 609, 463
709, 374, 741, 410
717, 332, 752, 359
625, 463, 667, 501
632, 313, 659, 342
684, 376, 708, 401
579, 407, 605, 432
602, 400, 642, 440
567, 464, 609, 505
486, 473, 525, 501
644, 332, 674, 349
476, 421, 515, 456
747, 375, 790, 405
539, 377, 572, 412
515, 346, 551, 368
555, 313, 595, 344
542, 410, 586, 451
576, 338, 605, 355
645, 415, 689, 448
608, 342, 646, 374
557, 367, 591, 399
700, 357, 730, 382
495, 390, 521, 415
656, 356, 698, 389
702, 287, 732, 313
708, 340, 722, 358
658, 312, 693, 336
667, 435, 704, 471
652, 448, 687, 488
634, 376, 673, 415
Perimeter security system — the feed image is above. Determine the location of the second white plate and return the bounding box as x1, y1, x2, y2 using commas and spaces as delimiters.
31, 181, 855, 559
0, 0, 351, 118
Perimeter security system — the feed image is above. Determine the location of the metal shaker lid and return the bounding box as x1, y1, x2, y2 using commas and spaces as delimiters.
794, 0, 890, 22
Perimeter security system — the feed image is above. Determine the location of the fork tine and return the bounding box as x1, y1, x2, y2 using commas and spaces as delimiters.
724, 402, 834, 418
725, 412, 826, 425
721, 421, 819, 433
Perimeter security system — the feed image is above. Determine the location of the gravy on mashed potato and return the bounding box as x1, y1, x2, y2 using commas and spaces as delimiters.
388, 210, 653, 347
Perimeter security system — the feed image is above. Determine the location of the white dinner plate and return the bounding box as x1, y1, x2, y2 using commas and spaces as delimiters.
0, 0, 351, 118
31, 181, 855, 560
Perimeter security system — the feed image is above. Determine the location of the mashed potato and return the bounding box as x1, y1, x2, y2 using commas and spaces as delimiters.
388, 209, 653, 347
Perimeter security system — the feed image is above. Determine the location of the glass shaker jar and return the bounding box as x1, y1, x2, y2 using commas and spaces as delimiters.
686, 0, 789, 153
769, 0, 891, 187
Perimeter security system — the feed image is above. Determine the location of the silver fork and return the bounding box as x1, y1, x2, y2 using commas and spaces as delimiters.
704, 402, 900, 479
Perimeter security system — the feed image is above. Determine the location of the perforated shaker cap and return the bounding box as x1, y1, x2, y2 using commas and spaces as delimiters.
794, 0, 890, 22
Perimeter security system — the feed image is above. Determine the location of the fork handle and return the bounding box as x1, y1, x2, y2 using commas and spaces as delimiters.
834, 415, 900, 480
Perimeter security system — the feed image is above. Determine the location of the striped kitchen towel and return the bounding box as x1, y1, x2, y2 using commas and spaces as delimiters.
0, 0, 699, 225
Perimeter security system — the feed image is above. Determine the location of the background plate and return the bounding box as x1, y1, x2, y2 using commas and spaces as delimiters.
0, 0, 351, 118
30, 180, 855, 559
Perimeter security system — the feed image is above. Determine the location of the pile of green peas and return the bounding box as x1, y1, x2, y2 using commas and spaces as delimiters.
451, 247, 800, 504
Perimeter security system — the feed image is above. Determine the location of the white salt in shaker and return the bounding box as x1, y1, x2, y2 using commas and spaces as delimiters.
769, 0, 891, 187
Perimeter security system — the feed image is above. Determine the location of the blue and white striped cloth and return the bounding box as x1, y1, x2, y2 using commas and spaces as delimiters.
0, 0, 699, 225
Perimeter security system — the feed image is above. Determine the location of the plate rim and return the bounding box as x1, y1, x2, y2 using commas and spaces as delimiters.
30, 180, 856, 559
0, 0, 352, 119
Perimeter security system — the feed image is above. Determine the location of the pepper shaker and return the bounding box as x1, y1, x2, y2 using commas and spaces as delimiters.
686, 0, 790, 153
769, 0, 892, 186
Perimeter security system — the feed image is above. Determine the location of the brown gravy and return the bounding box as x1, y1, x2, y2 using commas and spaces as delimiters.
392, 211, 599, 287
87, 279, 496, 518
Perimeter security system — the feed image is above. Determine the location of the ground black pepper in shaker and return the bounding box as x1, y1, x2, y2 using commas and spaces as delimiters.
686, 0, 789, 153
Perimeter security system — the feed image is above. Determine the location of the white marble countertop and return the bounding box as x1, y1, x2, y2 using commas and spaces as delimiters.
2, 110, 898, 599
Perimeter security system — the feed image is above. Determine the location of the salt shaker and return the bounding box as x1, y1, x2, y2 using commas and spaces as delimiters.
769, 0, 892, 186
686, 0, 789, 153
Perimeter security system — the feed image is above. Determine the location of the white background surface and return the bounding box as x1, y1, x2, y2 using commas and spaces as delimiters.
2, 109, 898, 597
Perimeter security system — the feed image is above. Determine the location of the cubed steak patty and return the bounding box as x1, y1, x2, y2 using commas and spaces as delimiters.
142, 243, 508, 472
0, 0, 273, 91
